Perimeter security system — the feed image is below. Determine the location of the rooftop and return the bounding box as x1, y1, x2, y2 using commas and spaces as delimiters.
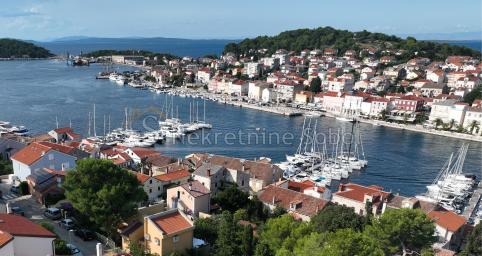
0, 214, 56, 238
150, 211, 192, 235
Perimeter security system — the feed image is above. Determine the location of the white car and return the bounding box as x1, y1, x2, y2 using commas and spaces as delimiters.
66, 244, 83, 256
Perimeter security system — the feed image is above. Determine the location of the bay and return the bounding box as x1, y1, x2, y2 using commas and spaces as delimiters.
0, 60, 480, 196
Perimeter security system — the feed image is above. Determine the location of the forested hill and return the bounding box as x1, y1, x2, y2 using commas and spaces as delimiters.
224, 27, 481, 61
0, 39, 53, 58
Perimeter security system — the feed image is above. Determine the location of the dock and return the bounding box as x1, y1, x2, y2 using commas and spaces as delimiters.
227, 101, 303, 116
463, 181, 482, 223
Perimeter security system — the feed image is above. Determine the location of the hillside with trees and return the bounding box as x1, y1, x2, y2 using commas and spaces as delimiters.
0, 39, 53, 58
224, 26, 481, 61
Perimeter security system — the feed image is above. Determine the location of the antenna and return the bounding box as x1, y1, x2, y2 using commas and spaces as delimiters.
55, 116, 59, 129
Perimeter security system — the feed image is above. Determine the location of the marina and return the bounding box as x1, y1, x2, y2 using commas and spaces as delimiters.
0, 60, 481, 197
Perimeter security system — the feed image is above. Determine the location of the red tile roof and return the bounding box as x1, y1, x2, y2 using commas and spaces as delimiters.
10, 142, 51, 165
0, 214, 56, 238
152, 212, 192, 235
428, 209, 466, 232
154, 169, 190, 182
180, 180, 210, 198
0, 230, 13, 248
334, 183, 391, 203
53, 127, 73, 134
130, 148, 160, 159
258, 184, 329, 218
38, 141, 76, 155
132, 171, 150, 184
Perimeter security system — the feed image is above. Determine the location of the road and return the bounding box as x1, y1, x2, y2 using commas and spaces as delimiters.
0, 181, 98, 256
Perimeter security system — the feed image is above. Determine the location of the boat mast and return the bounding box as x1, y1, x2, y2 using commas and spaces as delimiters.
296, 117, 307, 155
88, 112, 91, 137
93, 104, 97, 137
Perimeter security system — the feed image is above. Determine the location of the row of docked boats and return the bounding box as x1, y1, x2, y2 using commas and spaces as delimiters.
277, 117, 367, 187
416, 143, 478, 214
0, 121, 29, 136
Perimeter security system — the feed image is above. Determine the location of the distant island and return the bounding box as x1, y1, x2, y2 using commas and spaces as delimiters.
224, 26, 481, 61
0, 39, 53, 59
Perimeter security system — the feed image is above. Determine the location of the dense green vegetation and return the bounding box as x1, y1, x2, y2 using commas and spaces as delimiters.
464, 86, 482, 105
0, 158, 13, 175
84, 49, 176, 60
460, 223, 482, 256
0, 39, 53, 58
63, 159, 147, 236
224, 26, 481, 61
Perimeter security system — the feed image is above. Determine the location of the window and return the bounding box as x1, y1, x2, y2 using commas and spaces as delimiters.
149, 189, 152, 193
154, 238, 160, 245
173, 235, 180, 243
241, 180, 245, 186
158, 186, 161, 191
48, 154, 54, 160
149, 180, 152, 184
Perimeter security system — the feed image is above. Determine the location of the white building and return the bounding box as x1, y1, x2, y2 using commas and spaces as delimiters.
261, 88, 277, 103
248, 81, 271, 101
0, 214, 56, 256
228, 80, 249, 96
463, 107, 482, 135
361, 98, 390, 117
245, 62, 261, 78
429, 100, 468, 125
196, 67, 211, 84
11, 142, 78, 181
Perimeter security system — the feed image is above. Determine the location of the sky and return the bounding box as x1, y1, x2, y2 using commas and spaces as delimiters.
0, 0, 481, 41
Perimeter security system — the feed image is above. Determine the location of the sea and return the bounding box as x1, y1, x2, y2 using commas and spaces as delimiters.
0, 60, 481, 196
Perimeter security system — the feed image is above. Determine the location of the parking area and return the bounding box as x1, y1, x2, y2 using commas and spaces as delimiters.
0, 181, 98, 256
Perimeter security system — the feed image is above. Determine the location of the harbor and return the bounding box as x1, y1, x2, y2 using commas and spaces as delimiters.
0, 60, 481, 197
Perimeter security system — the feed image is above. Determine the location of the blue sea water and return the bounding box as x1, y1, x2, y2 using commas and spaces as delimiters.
0, 60, 481, 196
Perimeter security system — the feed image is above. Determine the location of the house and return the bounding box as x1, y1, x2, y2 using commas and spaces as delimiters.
274, 80, 304, 102
145, 155, 178, 175
0, 214, 56, 256
0, 136, 26, 160
133, 171, 164, 202
332, 183, 391, 216
420, 83, 447, 97
258, 182, 329, 221
228, 80, 249, 96
186, 153, 283, 193
393, 95, 425, 112
26, 168, 66, 204
286, 180, 332, 201
134, 169, 191, 202
361, 97, 390, 117
244, 62, 261, 78
429, 100, 468, 126
192, 163, 249, 195
47, 127, 81, 143
428, 209, 466, 249
11, 142, 79, 181
426, 69, 445, 83
166, 180, 211, 219
322, 91, 345, 114
144, 209, 194, 256
124, 147, 160, 165
196, 67, 211, 84
248, 81, 271, 101
294, 91, 314, 104
463, 107, 482, 135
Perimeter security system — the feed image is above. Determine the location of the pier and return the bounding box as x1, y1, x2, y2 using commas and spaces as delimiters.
463, 181, 482, 223
227, 101, 303, 116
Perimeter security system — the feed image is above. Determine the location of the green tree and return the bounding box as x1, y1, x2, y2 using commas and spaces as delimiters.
63, 159, 147, 236
0, 158, 13, 175
255, 214, 310, 255
270, 206, 287, 218
434, 118, 443, 129
129, 241, 152, 256
246, 196, 268, 222
213, 211, 239, 256
239, 225, 254, 256
19, 181, 30, 195
194, 217, 219, 245
234, 208, 249, 221
365, 208, 436, 255
448, 119, 456, 129
463, 85, 482, 105
460, 223, 482, 256
213, 185, 249, 212
309, 77, 322, 93
310, 204, 367, 233
468, 120, 480, 134
379, 109, 388, 121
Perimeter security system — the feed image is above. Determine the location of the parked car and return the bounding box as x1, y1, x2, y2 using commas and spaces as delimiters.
9, 206, 25, 216
66, 244, 83, 256
74, 229, 96, 241
44, 207, 62, 220
59, 218, 75, 230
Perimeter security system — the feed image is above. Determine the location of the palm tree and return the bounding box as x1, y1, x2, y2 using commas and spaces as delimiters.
380, 109, 388, 121
434, 118, 443, 129
448, 119, 456, 130
468, 120, 480, 134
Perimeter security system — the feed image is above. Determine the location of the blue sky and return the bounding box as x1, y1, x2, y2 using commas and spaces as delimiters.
1, 0, 481, 41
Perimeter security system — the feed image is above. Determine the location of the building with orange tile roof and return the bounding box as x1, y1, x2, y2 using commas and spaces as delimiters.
11, 142, 78, 181
332, 183, 392, 216
144, 209, 194, 256
166, 180, 211, 219
0, 214, 56, 256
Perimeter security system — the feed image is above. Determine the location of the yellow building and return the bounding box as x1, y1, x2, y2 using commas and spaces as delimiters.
144, 209, 194, 255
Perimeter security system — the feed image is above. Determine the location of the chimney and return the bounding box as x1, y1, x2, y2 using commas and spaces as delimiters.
207, 169, 211, 176
272, 196, 276, 205
241, 165, 245, 172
